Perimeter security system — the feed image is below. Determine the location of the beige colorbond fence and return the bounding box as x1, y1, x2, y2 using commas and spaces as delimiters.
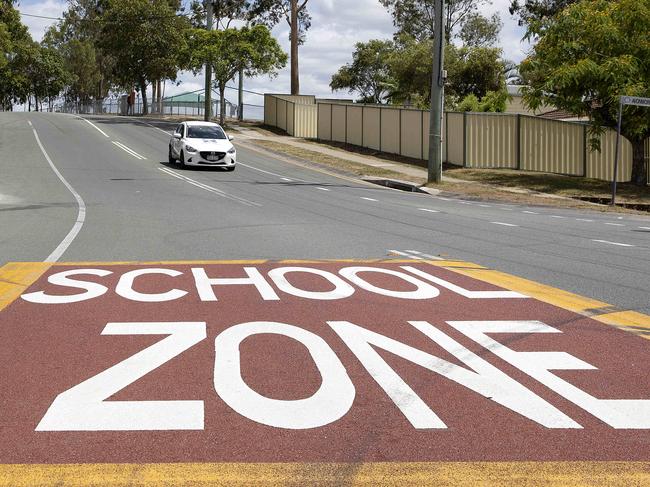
316, 102, 648, 183
264, 94, 317, 138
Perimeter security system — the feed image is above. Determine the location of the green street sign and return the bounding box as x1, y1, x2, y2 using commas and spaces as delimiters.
621, 96, 650, 107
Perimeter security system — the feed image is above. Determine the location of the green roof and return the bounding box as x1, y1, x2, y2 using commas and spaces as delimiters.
163, 92, 205, 103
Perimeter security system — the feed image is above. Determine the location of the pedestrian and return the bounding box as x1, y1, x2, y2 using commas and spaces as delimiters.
127, 89, 136, 115
126, 91, 133, 115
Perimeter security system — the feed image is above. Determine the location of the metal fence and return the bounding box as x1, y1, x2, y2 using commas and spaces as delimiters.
45, 96, 264, 121
313, 102, 649, 184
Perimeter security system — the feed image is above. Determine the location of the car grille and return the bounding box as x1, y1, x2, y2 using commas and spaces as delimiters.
200, 151, 226, 161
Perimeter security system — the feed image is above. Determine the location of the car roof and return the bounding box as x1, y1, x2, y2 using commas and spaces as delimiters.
184, 121, 222, 127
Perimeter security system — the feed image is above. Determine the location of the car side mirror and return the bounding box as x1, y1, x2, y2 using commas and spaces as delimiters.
228, 135, 235, 141
173, 133, 181, 139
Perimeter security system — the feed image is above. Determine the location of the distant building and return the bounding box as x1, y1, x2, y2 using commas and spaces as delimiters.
505, 85, 588, 122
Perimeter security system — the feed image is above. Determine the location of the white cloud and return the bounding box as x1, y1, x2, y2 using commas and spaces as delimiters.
19, 0, 67, 42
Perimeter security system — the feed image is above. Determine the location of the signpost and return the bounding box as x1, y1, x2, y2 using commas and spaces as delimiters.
611, 96, 650, 205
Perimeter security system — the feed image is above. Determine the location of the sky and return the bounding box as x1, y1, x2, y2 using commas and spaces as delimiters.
17, 0, 532, 106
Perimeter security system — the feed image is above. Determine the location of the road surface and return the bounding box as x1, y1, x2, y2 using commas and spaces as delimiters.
1, 112, 649, 485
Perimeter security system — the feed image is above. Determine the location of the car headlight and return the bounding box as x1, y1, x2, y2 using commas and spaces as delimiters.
185, 145, 197, 152
227, 147, 236, 154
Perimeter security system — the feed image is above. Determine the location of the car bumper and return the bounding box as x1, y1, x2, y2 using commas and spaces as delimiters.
184, 152, 236, 167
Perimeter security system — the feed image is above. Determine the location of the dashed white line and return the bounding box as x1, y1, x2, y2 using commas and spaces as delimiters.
31, 126, 86, 262
112, 141, 146, 160
316, 187, 330, 191
500, 208, 514, 211
478, 204, 492, 208
158, 167, 260, 207
550, 216, 566, 219
419, 208, 440, 213
523, 211, 539, 215
576, 218, 594, 222
436, 197, 452, 201
491, 222, 519, 227
390, 249, 424, 260
361, 197, 378, 202
592, 239, 634, 248
639, 227, 650, 230
237, 162, 303, 182
604, 223, 625, 227
405, 250, 445, 261
79, 117, 109, 138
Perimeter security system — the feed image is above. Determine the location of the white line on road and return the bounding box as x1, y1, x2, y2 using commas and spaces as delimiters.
316, 187, 330, 191
419, 208, 440, 213
479, 204, 492, 208
390, 249, 424, 260
31, 126, 86, 262
27, 121, 32, 127
576, 218, 594, 222
640, 227, 650, 230
500, 208, 514, 211
550, 216, 566, 219
604, 223, 625, 227
405, 250, 445, 261
436, 197, 452, 201
523, 211, 539, 214
79, 117, 109, 138
237, 162, 304, 182
158, 167, 261, 207
592, 239, 634, 248
361, 197, 378, 202
112, 141, 146, 160
491, 222, 519, 227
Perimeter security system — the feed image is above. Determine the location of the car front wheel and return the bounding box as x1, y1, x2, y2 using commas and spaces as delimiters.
168, 145, 175, 164
179, 150, 185, 168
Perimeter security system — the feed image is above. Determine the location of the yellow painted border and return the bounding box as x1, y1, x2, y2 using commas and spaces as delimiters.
0, 461, 648, 486
2, 259, 650, 484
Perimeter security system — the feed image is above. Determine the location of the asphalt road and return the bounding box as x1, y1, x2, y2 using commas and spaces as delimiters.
1, 111, 649, 314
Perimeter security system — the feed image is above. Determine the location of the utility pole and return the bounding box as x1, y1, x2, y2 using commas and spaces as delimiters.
204, 0, 213, 121
427, 0, 445, 184
238, 67, 244, 121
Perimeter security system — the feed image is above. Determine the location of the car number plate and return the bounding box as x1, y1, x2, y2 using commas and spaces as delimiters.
206, 155, 220, 161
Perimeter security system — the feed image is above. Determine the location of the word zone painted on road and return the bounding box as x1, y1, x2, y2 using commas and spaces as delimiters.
21, 265, 650, 433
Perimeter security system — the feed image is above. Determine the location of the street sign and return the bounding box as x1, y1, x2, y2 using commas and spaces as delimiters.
621, 96, 650, 107
1, 259, 650, 467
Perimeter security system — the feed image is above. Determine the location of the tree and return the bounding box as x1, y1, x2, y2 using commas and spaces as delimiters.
330, 40, 395, 104
97, 0, 189, 115
379, 0, 490, 42
29, 47, 71, 111
459, 12, 501, 47
0, 1, 36, 109
509, 0, 577, 33
188, 25, 287, 124
520, 0, 650, 185
249, 0, 311, 95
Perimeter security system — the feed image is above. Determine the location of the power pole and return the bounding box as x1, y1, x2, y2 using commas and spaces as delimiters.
427, 0, 445, 184
204, 0, 213, 121
238, 67, 244, 121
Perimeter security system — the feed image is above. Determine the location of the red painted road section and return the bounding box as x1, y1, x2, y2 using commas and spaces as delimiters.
1, 262, 649, 464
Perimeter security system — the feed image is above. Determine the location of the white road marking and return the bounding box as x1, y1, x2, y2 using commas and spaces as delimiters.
316, 187, 330, 191
639, 227, 650, 230
158, 167, 261, 207
550, 216, 566, 219
592, 239, 634, 248
361, 197, 378, 202
479, 204, 492, 208
390, 250, 424, 260
523, 211, 539, 215
31, 126, 86, 263
237, 162, 304, 182
491, 222, 519, 227
576, 218, 594, 222
79, 117, 109, 138
112, 141, 146, 160
405, 250, 445, 261
436, 197, 452, 201
500, 208, 514, 211
418, 208, 440, 213
604, 223, 625, 227
27, 121, 32, 127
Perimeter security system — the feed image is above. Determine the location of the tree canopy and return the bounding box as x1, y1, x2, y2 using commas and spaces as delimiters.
521, 0, 650, 185
188, 24, 287, 124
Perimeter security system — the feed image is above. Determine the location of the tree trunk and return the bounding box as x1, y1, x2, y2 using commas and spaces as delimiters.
152, 81, 157, 114
290, 0, 299, 95
139, 79, 148, 115
157, 79, 162, 114
630, 137, 648, 186
220, 84, 226, 126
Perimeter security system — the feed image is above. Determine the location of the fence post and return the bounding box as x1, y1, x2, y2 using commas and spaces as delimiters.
379, 107, 383, 153
462, 111, 468, 168
516, 114, 522, 170
330, 104, 333, 141
399, 108, 402, 156
582, 124, 588, 178
361, 105, 365, 148
345, 104, 348, 145
445, 112, 449, 164
420, 110, 424, 161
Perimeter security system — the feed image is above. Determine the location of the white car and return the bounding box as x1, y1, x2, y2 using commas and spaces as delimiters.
168, 121, 236, 171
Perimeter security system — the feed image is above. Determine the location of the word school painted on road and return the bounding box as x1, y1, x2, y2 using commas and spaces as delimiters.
21, 265, 527, 304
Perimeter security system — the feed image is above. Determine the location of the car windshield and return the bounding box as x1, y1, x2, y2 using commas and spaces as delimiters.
187, 125, 226, 139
